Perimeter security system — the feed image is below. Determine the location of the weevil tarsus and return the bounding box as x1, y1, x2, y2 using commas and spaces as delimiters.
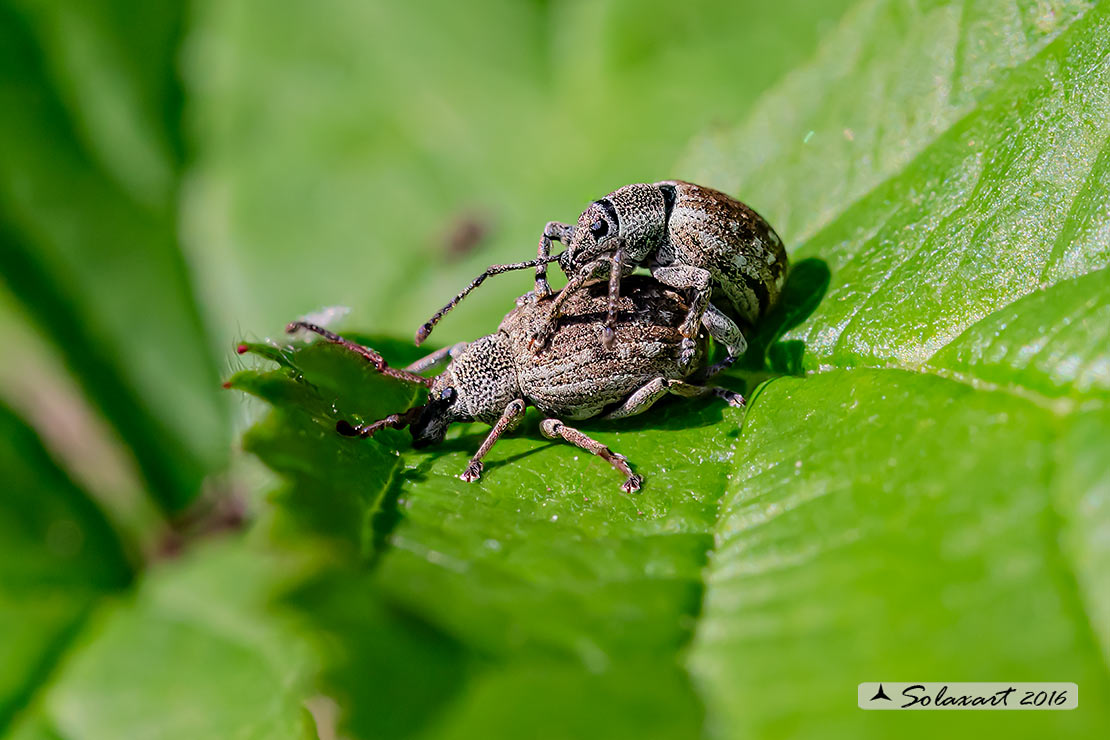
540, 419, 643, 493
459, 398, 527, 483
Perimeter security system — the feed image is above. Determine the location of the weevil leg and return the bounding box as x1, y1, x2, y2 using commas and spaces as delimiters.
286, 321, 433, 387
403, 342, 469, 374
540, 418, 643, 493
459, 399, 527, 483
529, 258, 608, 352
415, 256, 561, 345
701, 304, 748, 377
337, 407, 423, 439
602, 240, 626, 350
711, 386, 746, 408
535, 221, 573, 298
603, 377, 712, 420
604, 377, 745, 421
650, 264, 714, 370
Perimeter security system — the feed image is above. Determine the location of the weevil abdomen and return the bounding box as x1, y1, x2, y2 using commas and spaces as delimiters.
502, 277, 705, 418
656, 180, 787, 326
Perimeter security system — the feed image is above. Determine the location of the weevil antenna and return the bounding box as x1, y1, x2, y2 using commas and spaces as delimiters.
415, 254, 562, 345
337, 406, 423, 439
286, 321, 433, 387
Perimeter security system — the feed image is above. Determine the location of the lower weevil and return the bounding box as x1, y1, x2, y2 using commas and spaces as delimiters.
288, 276, 742, 492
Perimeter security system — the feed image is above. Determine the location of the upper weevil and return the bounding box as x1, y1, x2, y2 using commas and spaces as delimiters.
415, 180, 787, 373
287, 276, 742, 492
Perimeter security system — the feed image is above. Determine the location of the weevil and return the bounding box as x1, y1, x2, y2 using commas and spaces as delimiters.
289, 276, 742, 492
415, 180, 787, 373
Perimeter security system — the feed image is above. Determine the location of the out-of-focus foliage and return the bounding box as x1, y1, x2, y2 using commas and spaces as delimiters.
0, 0, 227, 513
2, 1, 1109, 739
182, 0, 854, 346
0, 404, 131, 731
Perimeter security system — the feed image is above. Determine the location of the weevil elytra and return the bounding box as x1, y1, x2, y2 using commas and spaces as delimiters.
416, 180, 787, 374
289, 276, 742, 492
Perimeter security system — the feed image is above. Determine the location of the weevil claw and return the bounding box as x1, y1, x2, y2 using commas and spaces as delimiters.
459, 461, 484, 483
621, 474, 644, 494
601, 327, 616, 350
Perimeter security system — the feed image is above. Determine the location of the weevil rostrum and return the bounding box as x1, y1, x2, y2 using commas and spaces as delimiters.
416, 180, 787, 375
288, 276, 743, 492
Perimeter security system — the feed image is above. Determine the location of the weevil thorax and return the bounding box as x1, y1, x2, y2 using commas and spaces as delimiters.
562, 183, 667, 269
409, 333, 521, 448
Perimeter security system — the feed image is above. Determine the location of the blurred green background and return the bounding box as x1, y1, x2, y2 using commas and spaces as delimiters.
4, 0, 1110, 739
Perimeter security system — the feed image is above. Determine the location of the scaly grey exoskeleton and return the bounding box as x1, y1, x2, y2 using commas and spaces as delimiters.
290, 276, 742, 492
415, 180, 787, 374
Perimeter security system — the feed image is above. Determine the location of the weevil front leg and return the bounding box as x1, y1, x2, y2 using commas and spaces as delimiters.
601, 240, 627, 350
459, 399, 527, 483
528, 258, 609, 351
534, 221, 574, 299
540, 418, 643, 493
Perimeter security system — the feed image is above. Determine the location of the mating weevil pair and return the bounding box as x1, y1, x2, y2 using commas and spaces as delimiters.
416, 181, 787, 374
288, 181, 786, 491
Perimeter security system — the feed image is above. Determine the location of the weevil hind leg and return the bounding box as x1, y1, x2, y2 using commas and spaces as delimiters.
540, 418, 643, 493
459, 399, 527, 483
603, 377, 710, 420
604, 377, 744, 419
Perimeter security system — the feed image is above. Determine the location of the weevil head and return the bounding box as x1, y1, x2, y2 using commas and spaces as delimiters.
562, 184, 668, 272
410, 379, 464, 448
409, 336, 521, 447
563, 200, 619, 269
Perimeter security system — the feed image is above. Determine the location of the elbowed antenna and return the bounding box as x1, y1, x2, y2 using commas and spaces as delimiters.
336, 406, 423, 438
286, 320, 434, 387
414, 254, 562, 345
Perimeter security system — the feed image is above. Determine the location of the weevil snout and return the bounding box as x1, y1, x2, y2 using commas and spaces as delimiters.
409, 386, 458, 448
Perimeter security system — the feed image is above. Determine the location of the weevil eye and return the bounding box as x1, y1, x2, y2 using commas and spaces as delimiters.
590, 219, 609, 239
440, 387, 457, 403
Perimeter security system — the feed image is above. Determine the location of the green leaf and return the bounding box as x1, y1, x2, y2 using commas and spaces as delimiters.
7, 536, 317, 740
0, 0, 226, 512
224, 1, 1110, 739
0, 403, 131, 732
691, 370, 1110, 738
